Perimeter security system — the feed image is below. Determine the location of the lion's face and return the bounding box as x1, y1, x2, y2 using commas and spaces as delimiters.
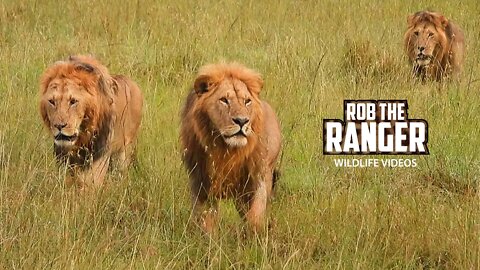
405, 11, 449, 68
40, 78, 94, 148
409, 23, 441, 66
202, 79, 258, 148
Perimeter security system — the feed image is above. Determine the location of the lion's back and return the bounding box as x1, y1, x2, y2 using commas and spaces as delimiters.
112, 75, 143, 148
260, 101, 282, 168
448, 21, 465, 74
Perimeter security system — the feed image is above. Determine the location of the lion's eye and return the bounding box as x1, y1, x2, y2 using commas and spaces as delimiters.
70, 99, 78, 106
220, 97, 229, 105
428, 32, 434, 37
48, 99, 55, 106
245, 98, 252, 106
414, 31, 419, 36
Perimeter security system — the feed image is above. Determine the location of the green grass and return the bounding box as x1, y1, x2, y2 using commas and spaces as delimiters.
1, 0, 480, 269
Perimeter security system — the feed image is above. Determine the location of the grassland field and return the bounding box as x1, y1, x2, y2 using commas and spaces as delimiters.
0, 0, 480, 269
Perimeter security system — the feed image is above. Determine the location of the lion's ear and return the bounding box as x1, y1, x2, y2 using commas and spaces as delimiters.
40, 61, 65, 94
244, 73, 263, 96
73, 61, 114, 99
194, 75, 211, 95
439, 15, 449, 29
407, 14, 415, 26
74, 62, 95, 73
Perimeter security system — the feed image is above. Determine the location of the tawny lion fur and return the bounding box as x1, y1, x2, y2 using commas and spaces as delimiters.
404, 10, 465, 81
180, 63, 281, 233
39, 55, 143, 189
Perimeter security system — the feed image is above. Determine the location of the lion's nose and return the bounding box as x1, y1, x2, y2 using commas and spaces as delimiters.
418, 46, 425, 52
54, 123, 67, 130
232, 117, 249, 127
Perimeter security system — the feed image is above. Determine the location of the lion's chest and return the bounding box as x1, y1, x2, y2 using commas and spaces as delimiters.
206, 153, 251, 198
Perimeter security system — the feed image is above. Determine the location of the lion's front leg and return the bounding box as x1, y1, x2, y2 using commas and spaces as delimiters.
191, 187, 218, 234
64, 166, 85, 189
65, 170, 77, 188
193, 199, 218, 234
188, 165, 219, 234
236, 172, 273, 234
92, 155, 110, 187
245, 181, 269, 233
75, 155, 111, 191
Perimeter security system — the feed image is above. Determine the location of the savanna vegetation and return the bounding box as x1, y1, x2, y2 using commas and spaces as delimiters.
0, 0, 479, 268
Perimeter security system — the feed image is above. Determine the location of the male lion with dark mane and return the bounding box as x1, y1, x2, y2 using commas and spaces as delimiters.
180, 63, 281, 233
40, 55, 143, 190
404, 10, 465, 81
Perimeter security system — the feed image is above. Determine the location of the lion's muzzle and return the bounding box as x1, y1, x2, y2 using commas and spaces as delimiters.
415, 53, 432, 66
53, 132, 78, 147
54, 133, 78, 142
220, 117, 251, 148
52, 123, 79, 147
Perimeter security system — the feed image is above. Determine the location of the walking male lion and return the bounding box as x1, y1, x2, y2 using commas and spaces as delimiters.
180, 63, 281, 233
39, 55, 143, 189
404, 10, 465, 81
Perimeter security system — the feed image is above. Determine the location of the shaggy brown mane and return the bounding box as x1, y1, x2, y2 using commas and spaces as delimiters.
407, 11, 447, 28
194, 63, 264, 96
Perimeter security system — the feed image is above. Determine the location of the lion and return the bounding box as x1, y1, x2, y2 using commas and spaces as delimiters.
39, 55, 143, 189
180, 63, 282, 233
404, 10, 465, 81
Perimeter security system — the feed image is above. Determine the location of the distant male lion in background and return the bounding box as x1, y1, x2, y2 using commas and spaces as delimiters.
40, 55, 143, 190
180, 63, 282, 234
404, 10, 465, 81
